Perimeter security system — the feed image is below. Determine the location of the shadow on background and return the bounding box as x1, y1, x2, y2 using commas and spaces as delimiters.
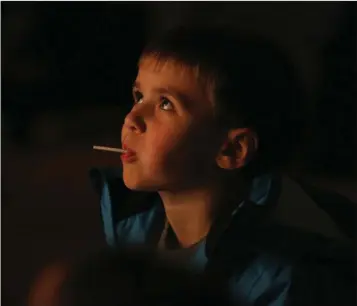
1, 2, 356, 306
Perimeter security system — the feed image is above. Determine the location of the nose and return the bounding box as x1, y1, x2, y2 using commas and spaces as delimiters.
123, 108, 146, 134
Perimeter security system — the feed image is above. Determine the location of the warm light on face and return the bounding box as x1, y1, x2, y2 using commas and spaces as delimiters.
121, 57, 220, 192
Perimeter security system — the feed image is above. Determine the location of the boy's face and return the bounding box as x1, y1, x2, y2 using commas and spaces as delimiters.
121, 56, 221, 192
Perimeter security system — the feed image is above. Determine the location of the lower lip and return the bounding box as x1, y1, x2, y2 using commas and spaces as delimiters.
120, 152, 138, 163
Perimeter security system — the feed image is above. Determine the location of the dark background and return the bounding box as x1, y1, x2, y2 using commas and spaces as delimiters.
2, 2, 356, 306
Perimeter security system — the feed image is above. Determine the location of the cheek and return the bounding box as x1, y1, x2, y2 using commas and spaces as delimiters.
142, 128, 184, 168
145, 124, 214, 174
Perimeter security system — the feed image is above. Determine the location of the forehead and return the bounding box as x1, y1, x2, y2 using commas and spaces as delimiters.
136, 56, 213, 111
138, 56, 199, 84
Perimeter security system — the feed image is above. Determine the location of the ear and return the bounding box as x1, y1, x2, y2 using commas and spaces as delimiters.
216, 128, 258, 170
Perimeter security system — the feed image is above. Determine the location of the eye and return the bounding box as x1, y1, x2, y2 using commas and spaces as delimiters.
159, 97, 174, 111
133, 90, 143, 104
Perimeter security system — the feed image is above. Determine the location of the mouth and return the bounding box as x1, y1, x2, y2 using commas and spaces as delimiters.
120, 144, 137, 163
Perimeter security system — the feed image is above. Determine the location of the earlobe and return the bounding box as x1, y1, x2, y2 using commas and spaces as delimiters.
216, 128, 258, 170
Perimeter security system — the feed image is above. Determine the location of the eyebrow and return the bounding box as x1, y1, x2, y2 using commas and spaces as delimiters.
133, 81, 193, 107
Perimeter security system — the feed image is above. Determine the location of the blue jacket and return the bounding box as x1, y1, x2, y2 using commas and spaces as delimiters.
90, 168, 354, 306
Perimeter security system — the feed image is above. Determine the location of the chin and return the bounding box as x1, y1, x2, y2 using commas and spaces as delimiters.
122, 175, 161, 192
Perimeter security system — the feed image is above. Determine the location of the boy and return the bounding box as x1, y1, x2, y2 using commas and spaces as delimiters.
92, 26, 354, 305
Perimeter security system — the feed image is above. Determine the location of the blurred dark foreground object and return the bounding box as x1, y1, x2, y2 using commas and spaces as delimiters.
28, 247, 233, 306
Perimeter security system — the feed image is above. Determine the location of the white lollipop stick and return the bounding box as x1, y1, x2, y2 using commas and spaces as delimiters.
93, 145, 127, 153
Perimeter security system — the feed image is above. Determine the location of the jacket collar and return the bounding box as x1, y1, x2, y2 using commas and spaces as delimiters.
205, 173, 282, 259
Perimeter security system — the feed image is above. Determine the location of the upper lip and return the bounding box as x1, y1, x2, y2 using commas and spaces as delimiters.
122, 143, 136, 155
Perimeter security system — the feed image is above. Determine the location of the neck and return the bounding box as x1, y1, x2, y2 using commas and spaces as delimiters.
158, 178, 250, 248
159, 188, 217, 248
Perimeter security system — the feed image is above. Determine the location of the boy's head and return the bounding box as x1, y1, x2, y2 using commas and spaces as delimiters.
121, 26, 304, 192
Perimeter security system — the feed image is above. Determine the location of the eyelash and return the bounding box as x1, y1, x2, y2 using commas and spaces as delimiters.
132, 90, 174, 111
133, 90, 143, 104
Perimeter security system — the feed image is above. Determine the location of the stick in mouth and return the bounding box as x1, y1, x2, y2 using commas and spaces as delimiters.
93, 145, 127, 154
